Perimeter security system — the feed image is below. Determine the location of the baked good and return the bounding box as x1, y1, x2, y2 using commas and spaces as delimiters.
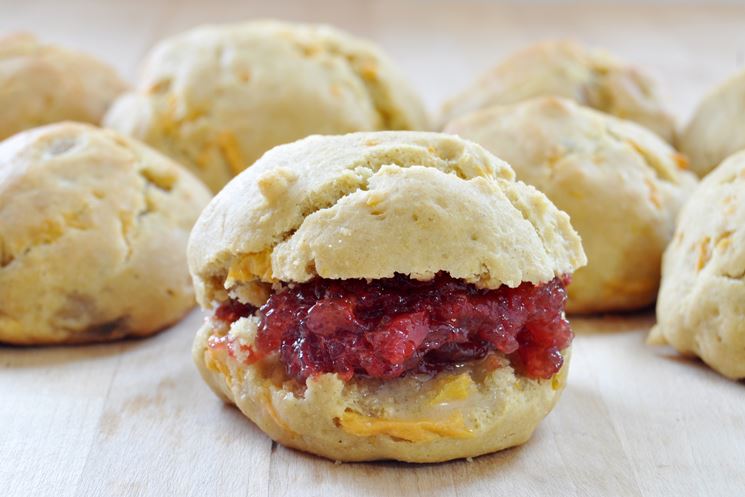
649, 150, 745, 379
680, 69, 745, 176
440, 40, 675, 143
0, 122, 211, 344
104, 21, 430, 192
445, 97, 696, 313
189, 131, 586, 462
0, 33, 128, 141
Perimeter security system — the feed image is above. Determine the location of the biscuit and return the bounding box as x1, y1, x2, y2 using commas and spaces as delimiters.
0, 122, 211, 344
105, 21, 430, 192
649, 150, 745, 380
189, 131, 586, 462
188, 132, 585, 301
441, 40, 675, 143
680, 69, 745, 176
194, 318, 572, 463
445, 97, 696, 313
0, 33, 128, 141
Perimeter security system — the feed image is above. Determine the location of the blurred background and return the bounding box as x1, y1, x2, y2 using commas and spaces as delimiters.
2, 0, 745, 124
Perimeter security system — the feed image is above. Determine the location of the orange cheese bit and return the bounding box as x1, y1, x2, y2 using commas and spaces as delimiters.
551, 373, 564, 391
227, 250, 275, 283
644, 177, 662, 209
695, 236, 712, 272
217, 131, 246, 175
715, 231, 733, 252
339, 410, 473, 443
430, 374, 474, 405
359, 61, 379, 81
673, 152, 689, 170
204, 348, 235, 390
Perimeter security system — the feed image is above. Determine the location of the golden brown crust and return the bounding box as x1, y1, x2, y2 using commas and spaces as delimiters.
187, 131, 587, 309
445, 97, 696, 313
440, 40, 675, 143
0, 33, 128, 141
651, 151, 745, 379
680, 69, 745, 176
0, 122, 211, 344
104, 21, 430, 192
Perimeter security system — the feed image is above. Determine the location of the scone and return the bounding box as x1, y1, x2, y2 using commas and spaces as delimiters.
189, 131, 586, 463
104, 21, 430, 192
649, 151, 745, 380
0, 122, 211, 344
0, 33, 128, 141
445, 97, 697, 314
680, 69, 745, 176
440, 40, 675, 143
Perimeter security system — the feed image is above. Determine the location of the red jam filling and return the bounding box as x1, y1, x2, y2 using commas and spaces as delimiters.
212, 273, 573, 382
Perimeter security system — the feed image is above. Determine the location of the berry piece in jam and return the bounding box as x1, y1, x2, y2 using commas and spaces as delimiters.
213, 273, 573, 382
214, 300, 257, 324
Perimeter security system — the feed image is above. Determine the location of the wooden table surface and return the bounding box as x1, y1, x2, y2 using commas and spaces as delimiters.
1, 1, 745, 496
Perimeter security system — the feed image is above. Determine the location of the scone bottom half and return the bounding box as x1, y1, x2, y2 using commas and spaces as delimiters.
189, 131, 587, 463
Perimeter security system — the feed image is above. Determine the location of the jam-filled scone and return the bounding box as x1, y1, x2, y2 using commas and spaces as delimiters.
649, 151, 745, 380
0, 33, 128, 141
680, 69, 745, 176
105, 21, 430, 192
189, 131, 586, 462
440, 40, 675, 143
445, 97, 697, 314
0, 123, 211, 344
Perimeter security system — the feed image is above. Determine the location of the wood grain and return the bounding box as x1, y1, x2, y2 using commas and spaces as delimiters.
1, 1, 745, 496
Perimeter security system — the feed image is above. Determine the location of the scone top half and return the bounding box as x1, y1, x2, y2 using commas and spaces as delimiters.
189, 131, 586, 463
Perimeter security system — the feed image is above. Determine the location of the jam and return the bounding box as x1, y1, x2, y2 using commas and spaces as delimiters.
213, 273, 572, 382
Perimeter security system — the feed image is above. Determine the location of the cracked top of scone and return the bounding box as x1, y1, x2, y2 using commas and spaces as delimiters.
0, 33, 128, 141
188, 131, 587, 307
440, 40, 675, 143
0, 122, 211, 343
445, 97, 692, 190
104, 20, 430, 192
650, 150, 745, 379
445, 97, 696, 313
